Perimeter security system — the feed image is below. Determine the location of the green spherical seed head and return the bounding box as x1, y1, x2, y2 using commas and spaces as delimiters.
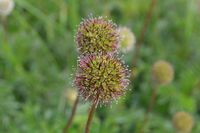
76, 16, 120, 54
74, 53, 130, 105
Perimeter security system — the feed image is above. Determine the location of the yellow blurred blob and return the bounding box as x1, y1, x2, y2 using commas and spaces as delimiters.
152, 60, 174, 85
119, 26, 136, 53
173, 111, 194, 133
0, 0, 14, 16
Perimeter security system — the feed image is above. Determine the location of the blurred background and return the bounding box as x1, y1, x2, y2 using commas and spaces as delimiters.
0, 0, 200, 133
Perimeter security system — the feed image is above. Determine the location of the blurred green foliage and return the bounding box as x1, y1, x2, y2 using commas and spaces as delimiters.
0, 0, 200, 133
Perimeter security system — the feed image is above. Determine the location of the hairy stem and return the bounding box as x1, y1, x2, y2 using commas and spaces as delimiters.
85, 100, 99, 133
63, 95, 79, 133
132, 0, 157, 67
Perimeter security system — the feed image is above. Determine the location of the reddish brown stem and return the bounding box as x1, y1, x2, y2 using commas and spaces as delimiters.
85, 100, 99, 133
132, 0, 157, 67
63, 95, 79, 133
147, 87, 157, 113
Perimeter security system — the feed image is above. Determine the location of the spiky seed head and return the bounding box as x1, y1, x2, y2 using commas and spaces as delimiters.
0, 0, 14, 16
173, 112, 194, 133
119, 26, 136, 53
76, 16, 120, 54
152, 60, 174, 85
74, 53, 130, 105
65, 89, 77, 105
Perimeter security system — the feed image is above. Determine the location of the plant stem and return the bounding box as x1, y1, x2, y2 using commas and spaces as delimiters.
139, 85, 158, 133
1, 16, 8, 42
85, 99, 99, 133
63, 95, 79, 133
147, 87, 157, 113
132, 0, 157, 67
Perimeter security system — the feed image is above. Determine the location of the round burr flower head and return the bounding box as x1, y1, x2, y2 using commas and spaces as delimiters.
76, 16, 120, 54
119, 26, 136, 53
0, 0, 14, 16
152, 60, 174, 85
173, 111, 194, 133
74, 53, 130, 105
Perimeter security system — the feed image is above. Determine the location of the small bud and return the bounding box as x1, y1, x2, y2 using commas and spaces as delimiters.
76, 16, 119, 54
152, 60, 174, 85
0, 0, 14, 16
119, 26, 136, 53
74, 53, 130, 105
173, 111, 194, 133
